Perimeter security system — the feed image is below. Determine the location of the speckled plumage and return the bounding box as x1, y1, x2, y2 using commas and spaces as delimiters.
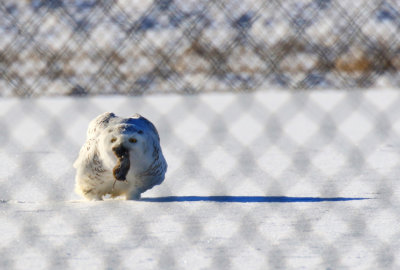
74, 112, 167, 200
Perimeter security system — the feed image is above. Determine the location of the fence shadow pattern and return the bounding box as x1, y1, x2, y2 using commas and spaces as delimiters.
0, 0, 400, 96
0, 90, 399, 268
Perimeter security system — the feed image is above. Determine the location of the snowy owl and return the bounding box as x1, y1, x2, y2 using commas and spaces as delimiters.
74, 112, 167, 200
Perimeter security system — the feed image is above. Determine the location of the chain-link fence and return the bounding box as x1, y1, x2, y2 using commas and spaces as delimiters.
1, 0, 400, 269
1, 0, 400, 96
1, 91, 400, 269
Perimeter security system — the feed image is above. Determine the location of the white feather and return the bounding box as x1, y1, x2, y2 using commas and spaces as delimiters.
74, 112, 167, 200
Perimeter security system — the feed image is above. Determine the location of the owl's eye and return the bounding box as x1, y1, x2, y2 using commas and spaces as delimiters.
110, 137, 117, 143
129, 138, 137, 143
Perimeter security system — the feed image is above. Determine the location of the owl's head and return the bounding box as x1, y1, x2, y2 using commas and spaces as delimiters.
101, 124, 145, 181
93, 113, 161, 180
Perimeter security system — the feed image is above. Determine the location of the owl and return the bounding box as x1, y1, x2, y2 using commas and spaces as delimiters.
73, 112, 167, 200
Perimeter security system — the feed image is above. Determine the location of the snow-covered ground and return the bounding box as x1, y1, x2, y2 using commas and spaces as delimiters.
1, 89, 400, 269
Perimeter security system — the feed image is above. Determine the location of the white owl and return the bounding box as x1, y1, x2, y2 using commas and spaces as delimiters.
74, 112, 167, 200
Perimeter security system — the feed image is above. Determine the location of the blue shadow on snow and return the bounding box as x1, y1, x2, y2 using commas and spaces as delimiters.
140, 196, 369, 203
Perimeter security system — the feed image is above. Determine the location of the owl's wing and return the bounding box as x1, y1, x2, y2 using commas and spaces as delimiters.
73, 136, 107, 189
74, 112, 114, 170
74, 112, 114, 173
73, 138, 98, 169
86, 112, 117, 139
140, 141, 167, 178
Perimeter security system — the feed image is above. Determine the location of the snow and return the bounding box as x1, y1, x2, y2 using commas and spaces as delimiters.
1, 89, 400, 269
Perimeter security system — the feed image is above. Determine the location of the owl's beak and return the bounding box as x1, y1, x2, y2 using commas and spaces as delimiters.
112, 145, 130, 181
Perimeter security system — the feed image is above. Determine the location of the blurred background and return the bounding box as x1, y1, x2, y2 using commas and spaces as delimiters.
0, 0, 399, 96
1, 1, 400, 269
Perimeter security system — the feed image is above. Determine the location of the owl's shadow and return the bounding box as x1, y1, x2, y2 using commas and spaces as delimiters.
140, 196, 369, 203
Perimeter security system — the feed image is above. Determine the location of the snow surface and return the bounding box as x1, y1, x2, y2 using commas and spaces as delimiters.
0, 89, 400, 269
